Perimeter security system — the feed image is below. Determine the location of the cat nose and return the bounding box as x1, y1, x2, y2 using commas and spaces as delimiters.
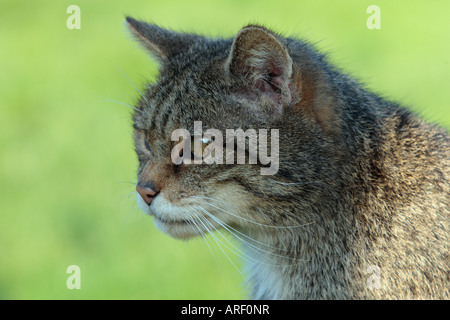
136, 183, 159, 206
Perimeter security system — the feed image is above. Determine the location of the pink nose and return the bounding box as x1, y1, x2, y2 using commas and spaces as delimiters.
136, 185, 158, 205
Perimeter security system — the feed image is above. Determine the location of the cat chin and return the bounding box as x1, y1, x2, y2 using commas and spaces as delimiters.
153, 217, 200, 240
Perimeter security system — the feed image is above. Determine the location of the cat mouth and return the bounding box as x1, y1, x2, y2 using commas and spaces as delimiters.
138, 191, 222, 239
152, 212, 220, 240
153, 215, 191, 226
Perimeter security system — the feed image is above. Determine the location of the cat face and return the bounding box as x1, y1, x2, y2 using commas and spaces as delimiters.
132, 66, 265, 239
127, 18, 339, 239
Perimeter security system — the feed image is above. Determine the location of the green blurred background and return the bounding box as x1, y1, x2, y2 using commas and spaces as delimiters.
0, 0, 448, 299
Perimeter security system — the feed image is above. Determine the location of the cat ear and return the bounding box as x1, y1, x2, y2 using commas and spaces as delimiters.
225, 25, 294, 111
126, 17, 198, 63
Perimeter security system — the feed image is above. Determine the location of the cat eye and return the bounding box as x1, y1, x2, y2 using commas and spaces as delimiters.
191, 137, 214, 161
144, 138, 151, 151
172, 137, 215, 165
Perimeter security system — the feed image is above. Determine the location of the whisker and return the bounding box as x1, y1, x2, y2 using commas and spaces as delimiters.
180, 208, 197, 233
125, 191, 138, 198
267, 178, 336, 195
95, 95, 141, 113
188, 205, 243, 277
118, 180, 138, 185
193, 205, 307, 268
193, 196, 315, 229
197, 212, 281, 268
182, 208, 223, 274
197, 205, 306, 264
183, 208, 207, 239
112, 63, 149, 103
197, 205, 294, 256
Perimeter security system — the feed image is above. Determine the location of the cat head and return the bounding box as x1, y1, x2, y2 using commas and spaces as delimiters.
126, 17, 341, 239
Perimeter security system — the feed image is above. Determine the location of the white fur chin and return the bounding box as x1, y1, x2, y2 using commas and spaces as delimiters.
153, 217, 198, 240
135, 191, 203, 239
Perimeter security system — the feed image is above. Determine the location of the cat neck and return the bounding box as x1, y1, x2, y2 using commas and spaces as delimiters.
240, 210, 357, 299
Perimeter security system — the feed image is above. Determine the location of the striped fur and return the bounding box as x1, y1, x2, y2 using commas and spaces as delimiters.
127, 18, 449, 299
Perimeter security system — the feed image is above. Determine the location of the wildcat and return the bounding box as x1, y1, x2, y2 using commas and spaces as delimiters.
126, 17, 449, 299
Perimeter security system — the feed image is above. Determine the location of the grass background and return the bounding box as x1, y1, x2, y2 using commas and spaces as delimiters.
0, 0, 448, 299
